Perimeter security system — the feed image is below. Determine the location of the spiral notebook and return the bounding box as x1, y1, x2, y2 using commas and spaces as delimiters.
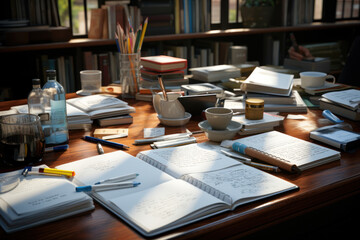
57, 145, 297, 237
227, 131, 341, 171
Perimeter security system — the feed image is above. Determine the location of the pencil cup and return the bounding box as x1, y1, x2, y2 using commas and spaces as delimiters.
119, 53, 140, 99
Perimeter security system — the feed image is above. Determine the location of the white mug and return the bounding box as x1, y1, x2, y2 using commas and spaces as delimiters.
153, 92, 185, 119
300, 71, 336, 88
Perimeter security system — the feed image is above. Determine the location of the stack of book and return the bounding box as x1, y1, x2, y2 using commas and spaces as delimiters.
224, 67, 307, 113
232, 112, 285, 135
319, 89, 360, 121
189, 65, 240, 83
11, 95, 136, 129
137, 55, 188, 100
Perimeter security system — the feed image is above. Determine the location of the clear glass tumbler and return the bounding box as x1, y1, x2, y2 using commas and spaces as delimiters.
0, 114, 45, 166
119, 53, 140, 98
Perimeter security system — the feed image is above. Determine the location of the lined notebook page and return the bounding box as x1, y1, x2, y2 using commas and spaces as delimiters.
137, 143, 241, 178
183, 164, 298, 209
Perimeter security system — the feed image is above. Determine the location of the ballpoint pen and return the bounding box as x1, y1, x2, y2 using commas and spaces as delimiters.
76, 182, 141, 192
94, 173, 139, 185
22, 166, 75, 178
45, 144, 69, 152
82, 136, 129, 149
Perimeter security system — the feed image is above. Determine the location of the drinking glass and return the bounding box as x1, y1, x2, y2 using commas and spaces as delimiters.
120, 53, 140, 99
0, 114, 45, 166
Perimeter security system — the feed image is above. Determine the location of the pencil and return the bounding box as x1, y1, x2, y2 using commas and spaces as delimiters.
138, 17, 148, 52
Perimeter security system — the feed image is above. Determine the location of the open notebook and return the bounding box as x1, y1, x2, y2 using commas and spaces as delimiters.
58, 144, 298, 237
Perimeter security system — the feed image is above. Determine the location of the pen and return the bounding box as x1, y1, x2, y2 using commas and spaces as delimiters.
221, 150, 279, 172
45, 144, 69, 152
76, 182, 141, 192
97, 143, 104, 154
232, 142, 300, 173
94, 173, 139, 185
134, 133, 191, 145
22, 166, 75, 178
82, 136, 129, 149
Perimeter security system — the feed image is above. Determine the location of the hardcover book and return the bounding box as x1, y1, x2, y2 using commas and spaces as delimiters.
141, 55, 187, 72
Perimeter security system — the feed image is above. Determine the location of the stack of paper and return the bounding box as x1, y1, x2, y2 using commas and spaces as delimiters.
0, 167, 94, 233
232, 112, 285, 135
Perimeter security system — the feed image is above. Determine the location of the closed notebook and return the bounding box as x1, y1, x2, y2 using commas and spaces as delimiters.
141, 55, 187, 72
240, 67, 294, 96
58, 145, 297, 237
227, 131, 341, 171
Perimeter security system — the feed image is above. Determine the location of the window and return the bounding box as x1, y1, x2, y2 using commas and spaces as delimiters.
58, 0, 98, 36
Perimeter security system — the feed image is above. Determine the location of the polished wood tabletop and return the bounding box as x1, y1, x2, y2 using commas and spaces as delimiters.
1, 94, 360, 240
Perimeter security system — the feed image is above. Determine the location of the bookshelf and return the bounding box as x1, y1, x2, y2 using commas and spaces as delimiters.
1, 20, 359, 101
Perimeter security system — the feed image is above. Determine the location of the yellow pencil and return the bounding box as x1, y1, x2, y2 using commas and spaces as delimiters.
138, 17, 148, 52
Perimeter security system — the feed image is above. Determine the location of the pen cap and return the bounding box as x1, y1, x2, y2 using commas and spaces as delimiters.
76, 186, 92, 192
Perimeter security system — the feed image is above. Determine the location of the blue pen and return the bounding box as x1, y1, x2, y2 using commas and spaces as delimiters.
45, 144, 69, 152
76, 182, 140, 192
82, 136, 129, 149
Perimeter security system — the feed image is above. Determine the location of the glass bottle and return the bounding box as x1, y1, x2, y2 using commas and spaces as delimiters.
28, 78, 45, 116
42, 70, 69, 146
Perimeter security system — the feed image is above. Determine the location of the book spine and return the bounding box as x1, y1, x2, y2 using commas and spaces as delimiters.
181, 175, 232, 205
136, 153, 167, 172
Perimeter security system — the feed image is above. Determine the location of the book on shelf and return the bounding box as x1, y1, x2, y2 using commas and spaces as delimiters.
189, 65, 240, 83
141, 55, 187, 72
95, 114, 133, 127
0, 166, 94, 233
224, 90, 307, 113
88, 8, 106, 39
225, 130, 341, 171
57, 145, 297, 237
240, 67, 294, 96
319, 98, 360, 121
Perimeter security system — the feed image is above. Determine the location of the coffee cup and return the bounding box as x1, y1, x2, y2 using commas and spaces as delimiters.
300, 71, 335, 88
205, 107, 233, 130
153, 92, 185, 119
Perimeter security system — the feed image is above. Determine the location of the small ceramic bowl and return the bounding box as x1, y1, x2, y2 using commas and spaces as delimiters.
158, 112, 191, 127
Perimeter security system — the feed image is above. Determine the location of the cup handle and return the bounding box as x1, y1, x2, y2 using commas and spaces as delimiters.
326, 74, 336, 84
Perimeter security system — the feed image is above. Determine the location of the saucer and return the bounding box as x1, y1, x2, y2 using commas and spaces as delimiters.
157, 112, 191, 126
76, 90, 100, 96
198, 120, 242, 142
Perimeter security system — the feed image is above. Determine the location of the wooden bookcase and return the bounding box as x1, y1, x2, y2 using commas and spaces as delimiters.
0, 20, 359, 101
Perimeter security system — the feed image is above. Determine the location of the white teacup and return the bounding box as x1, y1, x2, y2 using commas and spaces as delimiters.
153, 92, 185, 119
300, 71, 335, 88
205, 107, 233, 130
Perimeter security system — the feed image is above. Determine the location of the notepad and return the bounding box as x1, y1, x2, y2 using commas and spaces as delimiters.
57, 145, 297, 237
0, 166, 94, 233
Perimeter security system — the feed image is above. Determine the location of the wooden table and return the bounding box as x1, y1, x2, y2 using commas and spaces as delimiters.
1, 94, 360, 239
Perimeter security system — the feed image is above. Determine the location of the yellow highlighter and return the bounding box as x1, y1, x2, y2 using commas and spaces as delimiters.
22, 166, 75, 178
